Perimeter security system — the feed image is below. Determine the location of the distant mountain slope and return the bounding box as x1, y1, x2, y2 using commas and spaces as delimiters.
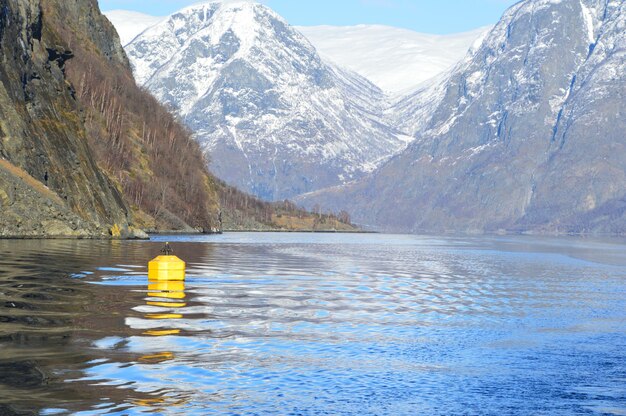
104, 10, 163, 45
125, 1, 409, 201
298, 25, 489, 94
300, 0, 626, 235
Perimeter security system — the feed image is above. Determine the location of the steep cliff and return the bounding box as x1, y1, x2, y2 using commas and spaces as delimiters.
0, 0, 133, 237
0, 0, 222, 237
45, 0, 222, 233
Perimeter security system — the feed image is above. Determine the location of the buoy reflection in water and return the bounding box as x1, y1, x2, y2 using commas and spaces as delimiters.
142, 279, 186, 338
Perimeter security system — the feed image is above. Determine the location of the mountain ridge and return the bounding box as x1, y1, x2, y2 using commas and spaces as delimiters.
299, 0, 626, 235
105, 9, 489, 94
104, 0, 626, 235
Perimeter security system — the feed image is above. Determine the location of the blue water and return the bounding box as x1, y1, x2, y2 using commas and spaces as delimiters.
0, 233, 624, 415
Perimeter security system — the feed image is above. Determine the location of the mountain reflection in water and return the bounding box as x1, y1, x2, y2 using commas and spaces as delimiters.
0, 234, 624, 415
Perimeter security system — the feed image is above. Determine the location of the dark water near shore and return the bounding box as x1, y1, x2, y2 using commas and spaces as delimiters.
0, 233, 624, 415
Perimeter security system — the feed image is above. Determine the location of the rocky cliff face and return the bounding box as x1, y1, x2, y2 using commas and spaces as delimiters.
0, 0, 134, 237
125, 2, 410, 201
301, 0, 626, 235
47, 0, 222, 233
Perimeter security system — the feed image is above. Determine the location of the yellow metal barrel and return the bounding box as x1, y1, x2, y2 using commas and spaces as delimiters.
148, 255, 186, 281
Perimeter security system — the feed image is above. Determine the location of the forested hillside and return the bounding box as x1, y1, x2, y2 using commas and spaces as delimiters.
218, 180, 356, 232
43, 0, 222, 233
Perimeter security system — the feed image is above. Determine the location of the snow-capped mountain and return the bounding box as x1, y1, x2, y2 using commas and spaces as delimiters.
301, 0, 626, 234
105, 10, 486, 94
297, 25, 489, 95
104, 10, 163, 45
124, 1, 410, 201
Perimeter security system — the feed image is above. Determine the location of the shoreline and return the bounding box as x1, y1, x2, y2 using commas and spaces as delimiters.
148, 229, 375, 235
2, 229, 624, 240
0, 229, 371, 239
221, 229, 376, 234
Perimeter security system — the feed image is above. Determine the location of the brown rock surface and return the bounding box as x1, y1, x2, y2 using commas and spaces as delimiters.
0, 0, 132, 237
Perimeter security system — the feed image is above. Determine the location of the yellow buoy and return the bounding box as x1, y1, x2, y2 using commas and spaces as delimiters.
148, 242, 186, 281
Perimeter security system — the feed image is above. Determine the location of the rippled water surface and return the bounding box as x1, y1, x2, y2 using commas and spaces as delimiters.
0, 233, 625, 415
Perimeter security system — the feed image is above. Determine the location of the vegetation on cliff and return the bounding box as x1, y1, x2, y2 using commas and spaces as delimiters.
42, 0, 221, 233
0, 0, 134, 237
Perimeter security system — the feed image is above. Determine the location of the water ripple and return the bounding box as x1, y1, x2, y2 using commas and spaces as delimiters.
0, 235, 624, 414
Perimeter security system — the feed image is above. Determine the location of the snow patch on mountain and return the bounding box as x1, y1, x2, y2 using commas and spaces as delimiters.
297, 24, 490, 94
104, 10, 164, 45
106, 8, 491, 94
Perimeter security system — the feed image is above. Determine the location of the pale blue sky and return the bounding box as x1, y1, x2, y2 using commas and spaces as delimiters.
98, 0, 520, 34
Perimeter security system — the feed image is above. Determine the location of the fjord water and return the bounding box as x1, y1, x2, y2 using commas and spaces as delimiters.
0, 234, 624, 415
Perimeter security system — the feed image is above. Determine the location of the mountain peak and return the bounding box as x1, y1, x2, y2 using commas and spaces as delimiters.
175, 0, 283, 26
125, 2, 408, 201
129, 0, 316, 107
180, 0, 263, 10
